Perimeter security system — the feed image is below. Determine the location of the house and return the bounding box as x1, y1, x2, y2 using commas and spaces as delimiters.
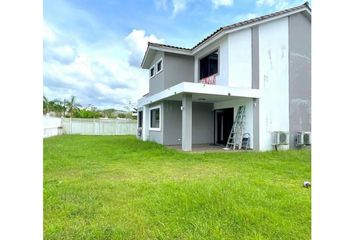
136, 3, 311, 151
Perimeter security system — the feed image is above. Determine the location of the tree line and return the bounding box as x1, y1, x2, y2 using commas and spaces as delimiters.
43, 96, 136, 119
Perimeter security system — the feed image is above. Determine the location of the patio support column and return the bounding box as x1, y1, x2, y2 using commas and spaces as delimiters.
142, 105, 149, 141
182, 93, 192, 151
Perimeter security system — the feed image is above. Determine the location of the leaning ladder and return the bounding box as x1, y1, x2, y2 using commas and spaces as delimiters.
225, 106, 246, 150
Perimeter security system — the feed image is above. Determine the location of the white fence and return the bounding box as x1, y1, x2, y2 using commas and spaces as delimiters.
43, 116, 63, 138
43, 117, 137, 138
62, 118, 137, 135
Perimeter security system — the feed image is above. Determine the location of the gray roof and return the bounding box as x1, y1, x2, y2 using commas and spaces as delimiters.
148, 2, 311, 52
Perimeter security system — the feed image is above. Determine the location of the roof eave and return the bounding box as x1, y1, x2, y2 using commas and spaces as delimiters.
191, 7, 311, 55
140, 3, 311, 68
141, 43, 154, 69
141, 43, 193, 69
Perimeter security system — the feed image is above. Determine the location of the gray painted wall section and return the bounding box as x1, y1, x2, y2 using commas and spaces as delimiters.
192, 102, 214, 144
163, 100, 214, 145
149, 52, 165, 95
251, 26, 259, 89
289, 13, 311, 148
251, 26, 260, 150
164, 53, 194, 88
163, 101, 182, 145
149, 51, 194, 96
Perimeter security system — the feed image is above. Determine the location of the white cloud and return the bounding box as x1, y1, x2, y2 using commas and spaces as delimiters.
256, 0, 275, 7
211, 0, 234, 8
172, 0, 188, 15
43, 24, 152, 109
256, 0, 302, 10
154, 0, 188, 16
43, 23, 79, 65
155, 0, 235, 15
125, 29, 164, 67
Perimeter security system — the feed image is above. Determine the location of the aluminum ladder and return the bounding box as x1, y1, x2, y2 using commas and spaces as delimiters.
224, 106, 246, 150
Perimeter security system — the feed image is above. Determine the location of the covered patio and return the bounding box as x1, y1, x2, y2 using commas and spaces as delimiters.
138, 82, 260, 151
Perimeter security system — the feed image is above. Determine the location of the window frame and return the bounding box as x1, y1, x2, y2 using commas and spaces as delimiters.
149, 105, 161, 131
149, 65, 155, 78
156, 58, 163, 75
198, 48, 220, 80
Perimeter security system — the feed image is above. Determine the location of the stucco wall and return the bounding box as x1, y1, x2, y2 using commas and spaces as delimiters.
258, 17, 290, 151
149, 51, 165, 95
164, 53, 194, 88
289, 13, 311, 148
192, 102, 214, 144
228, 29, 252, 88
163, 101, 182, 145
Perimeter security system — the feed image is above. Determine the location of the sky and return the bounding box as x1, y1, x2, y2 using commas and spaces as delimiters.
43, 0, 311, 110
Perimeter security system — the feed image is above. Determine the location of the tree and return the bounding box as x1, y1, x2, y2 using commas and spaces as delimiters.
102, 108, 116, 118
43, 96, 49, 114
52, 99, 66, 117
123, 101, 137, 119
65, 96, 82, 117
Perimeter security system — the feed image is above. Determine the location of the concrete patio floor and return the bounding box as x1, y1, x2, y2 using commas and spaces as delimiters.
166, 144, 252, 152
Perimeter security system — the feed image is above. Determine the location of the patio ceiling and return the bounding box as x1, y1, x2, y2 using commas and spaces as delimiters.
137, 82, 260, 107
166, 92, 246, 103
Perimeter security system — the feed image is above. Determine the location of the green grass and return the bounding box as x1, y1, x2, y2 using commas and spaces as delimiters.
44, 135, 311, 240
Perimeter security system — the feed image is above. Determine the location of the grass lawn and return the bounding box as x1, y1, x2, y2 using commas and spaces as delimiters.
44, 135, 311, 240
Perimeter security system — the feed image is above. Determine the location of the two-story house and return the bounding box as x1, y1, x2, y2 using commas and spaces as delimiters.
137, 3, 311, 151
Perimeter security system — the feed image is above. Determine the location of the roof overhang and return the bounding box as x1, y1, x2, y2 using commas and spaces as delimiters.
141, 44, 192, 69
140, 3, 311, 68
137, 82, 261, 107
191, 8, 311, 55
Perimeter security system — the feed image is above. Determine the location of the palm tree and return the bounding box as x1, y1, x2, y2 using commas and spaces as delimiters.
51, 99, 65, 117
43, 96, 49, 115
65, 96, 81, 117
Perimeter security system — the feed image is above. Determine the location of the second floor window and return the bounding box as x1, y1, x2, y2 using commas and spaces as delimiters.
199, 49, 218, 79
150, 66, 155, 78
157, 59, 162, 73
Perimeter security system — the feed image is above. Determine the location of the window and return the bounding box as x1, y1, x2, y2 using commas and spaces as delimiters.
138, 111, 143, 127
156, 58, 163, 74
150, 106, 160, 130
150, 66, 155, 78
199, 49, 218, 79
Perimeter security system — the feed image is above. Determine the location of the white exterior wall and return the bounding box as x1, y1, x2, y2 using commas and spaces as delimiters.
194, 36, 229, 86
228, 29, 252, 88
214, 98, 254, 149
258, 17, 290, 151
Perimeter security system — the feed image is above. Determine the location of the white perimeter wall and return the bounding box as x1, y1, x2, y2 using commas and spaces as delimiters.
194, 36, 229, 86
228, 29, 252, 88
62, 118, 137, 135
43, 116, 62, 138
258, 17, 289, 151
214, 98, 254, 149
